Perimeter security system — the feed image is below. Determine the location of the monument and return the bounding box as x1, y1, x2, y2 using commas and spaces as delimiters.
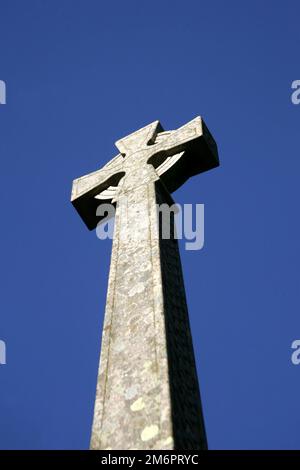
71, 116, 219, 450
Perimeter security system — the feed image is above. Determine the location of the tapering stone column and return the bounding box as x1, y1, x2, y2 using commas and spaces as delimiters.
71, 117, 219, 449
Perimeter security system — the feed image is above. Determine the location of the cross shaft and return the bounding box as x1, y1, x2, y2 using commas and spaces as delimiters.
71, 117, 219, 449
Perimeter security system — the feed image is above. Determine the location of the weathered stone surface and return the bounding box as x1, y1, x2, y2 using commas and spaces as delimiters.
71, 117, 218, 230
71, 117, 219, 450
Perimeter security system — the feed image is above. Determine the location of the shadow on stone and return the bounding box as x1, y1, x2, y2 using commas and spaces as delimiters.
156, 180, 208, 450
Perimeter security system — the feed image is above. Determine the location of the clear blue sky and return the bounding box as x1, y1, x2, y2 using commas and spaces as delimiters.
0, 0, 299, 450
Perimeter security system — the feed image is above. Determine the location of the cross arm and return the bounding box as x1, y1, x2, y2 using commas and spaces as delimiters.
149, 116, 219, 193
71, 154, 125, 230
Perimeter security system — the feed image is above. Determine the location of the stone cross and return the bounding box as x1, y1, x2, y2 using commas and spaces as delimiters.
71, 116, 219, 450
